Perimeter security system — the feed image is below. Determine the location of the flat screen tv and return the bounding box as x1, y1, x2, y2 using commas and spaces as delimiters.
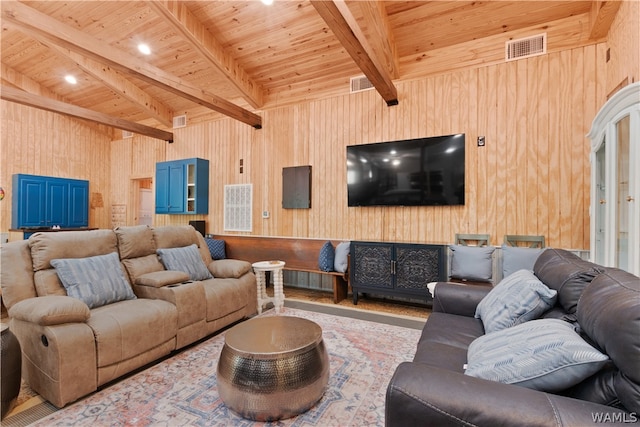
347, 133, 465, 207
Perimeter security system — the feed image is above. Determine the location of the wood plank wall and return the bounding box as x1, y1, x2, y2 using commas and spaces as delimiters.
138, 43, 605, 250
1, 1, 637, 250
0, 105, 113, 231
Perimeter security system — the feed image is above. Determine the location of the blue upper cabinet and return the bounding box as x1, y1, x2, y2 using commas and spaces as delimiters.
12, 174, 89, 229
155, 158, 209, 215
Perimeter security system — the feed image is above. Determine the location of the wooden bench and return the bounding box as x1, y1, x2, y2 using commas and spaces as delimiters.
212, 235, 349, 304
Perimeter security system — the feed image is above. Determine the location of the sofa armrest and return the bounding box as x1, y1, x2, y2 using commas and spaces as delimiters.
386, 362, 634, 427
8, 296, 90, 325
208, 259, 252, 279
135, 270, 190, 288
432, 282, 491, 316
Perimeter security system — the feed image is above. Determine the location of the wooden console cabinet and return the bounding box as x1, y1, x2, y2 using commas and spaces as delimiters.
349, 241, 446, 304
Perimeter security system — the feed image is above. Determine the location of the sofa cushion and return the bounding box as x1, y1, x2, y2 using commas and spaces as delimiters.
450, 245, 495, 282
205, 238, 226, 260
153, 225, 198, 249
121, 254, 165, 284
475, 269, 557, 333
208, 259, 252, 279
29, 229, 118, 271
334, 241, 350, 273
51, 252, 137, 309
465, 319, 609, 392
501, 244, 543, 278
88, 299, 177, 369
33, 269, 67, 297
533, 248, 604, 314
136, 270, 190, 288
157, 244, 213, 281
318, 241, 335, 272
115, 225, 156, 259
576, 268, 640, 413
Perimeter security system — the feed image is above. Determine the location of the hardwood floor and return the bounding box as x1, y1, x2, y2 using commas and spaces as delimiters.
284, 286, 430, 319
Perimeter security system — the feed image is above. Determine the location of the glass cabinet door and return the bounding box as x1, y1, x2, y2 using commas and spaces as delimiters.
594, 140, 606, 266
588, 82, 639, 276
615, 116, 630, 271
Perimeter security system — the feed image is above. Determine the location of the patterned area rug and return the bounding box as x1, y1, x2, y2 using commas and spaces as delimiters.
32, 307, 422, 426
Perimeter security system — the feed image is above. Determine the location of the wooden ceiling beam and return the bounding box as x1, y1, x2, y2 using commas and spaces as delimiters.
2, 2, 262, 129
589, 1, 622, 40
148, 1, 264, 109
1, 85, 174, 142
348, 1, 399, 79
1, 62, 115, 139
46, 44, 175, 128
311, 0, 398, 106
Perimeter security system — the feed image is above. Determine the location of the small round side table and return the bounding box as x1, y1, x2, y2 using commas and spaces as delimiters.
252, 260, 285, 314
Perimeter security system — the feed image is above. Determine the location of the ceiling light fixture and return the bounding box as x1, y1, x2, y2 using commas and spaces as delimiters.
64, 75, 77, 84
261, 0, 274, 5
138, 43, 151, 55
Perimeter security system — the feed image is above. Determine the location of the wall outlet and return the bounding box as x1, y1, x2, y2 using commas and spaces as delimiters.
262, 211, 270, 219
477, 136, 486, 147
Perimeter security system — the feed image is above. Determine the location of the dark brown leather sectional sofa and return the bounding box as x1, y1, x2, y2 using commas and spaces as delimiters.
386, 249, 639, 426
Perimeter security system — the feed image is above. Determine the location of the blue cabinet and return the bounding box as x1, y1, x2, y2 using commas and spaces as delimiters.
155, 158, 209, 214
12, 174, 89, 229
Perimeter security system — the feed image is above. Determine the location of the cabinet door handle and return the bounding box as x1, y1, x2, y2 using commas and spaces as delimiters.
391, 260, 396, 275
599, 199, 606, 204
627, 196, 635, 202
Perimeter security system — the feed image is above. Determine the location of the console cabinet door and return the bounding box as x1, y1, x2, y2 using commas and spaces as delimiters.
350, 242, 394, 292
394, 244, 444, 290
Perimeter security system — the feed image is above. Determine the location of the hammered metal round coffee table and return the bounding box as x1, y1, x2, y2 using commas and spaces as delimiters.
217, 316, 330, 421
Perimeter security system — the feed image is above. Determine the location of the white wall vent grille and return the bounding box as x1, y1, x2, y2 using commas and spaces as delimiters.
224, 184, 253, 232
350, 75, 374, 93
505, 33, 546, 61
173, 114, 187, 129
122, 130, 133, 139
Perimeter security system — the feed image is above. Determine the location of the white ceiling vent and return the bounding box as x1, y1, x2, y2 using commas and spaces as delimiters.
173, 114, 187, 129
350, 75, 374, 93
506, 33, 546, 61
122, 130, 133, 139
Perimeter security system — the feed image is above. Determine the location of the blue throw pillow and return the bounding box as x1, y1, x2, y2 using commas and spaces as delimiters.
205, 238, 226, 260
51, 252, 137, 309
475, 269, 557, 333
318, 241, 335, 272
465, 319, 609, 392
157, 244, 213, 281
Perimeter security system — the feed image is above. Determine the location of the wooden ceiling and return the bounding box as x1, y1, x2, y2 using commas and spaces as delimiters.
0, 1, 619, 140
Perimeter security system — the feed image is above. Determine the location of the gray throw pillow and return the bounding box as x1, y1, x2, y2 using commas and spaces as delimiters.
157, 244, 213, 281
334, 241, 350, 273
465, 319, 609, 392
475, 269, 557, 333
502, 244, 543, 278
450, 245, 495, 282
51, 252, 137, 309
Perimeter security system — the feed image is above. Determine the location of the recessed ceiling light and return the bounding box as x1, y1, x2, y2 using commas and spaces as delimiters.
138, 43, 151, 55
64, 75, 77, 84
261, 0, 273, 5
